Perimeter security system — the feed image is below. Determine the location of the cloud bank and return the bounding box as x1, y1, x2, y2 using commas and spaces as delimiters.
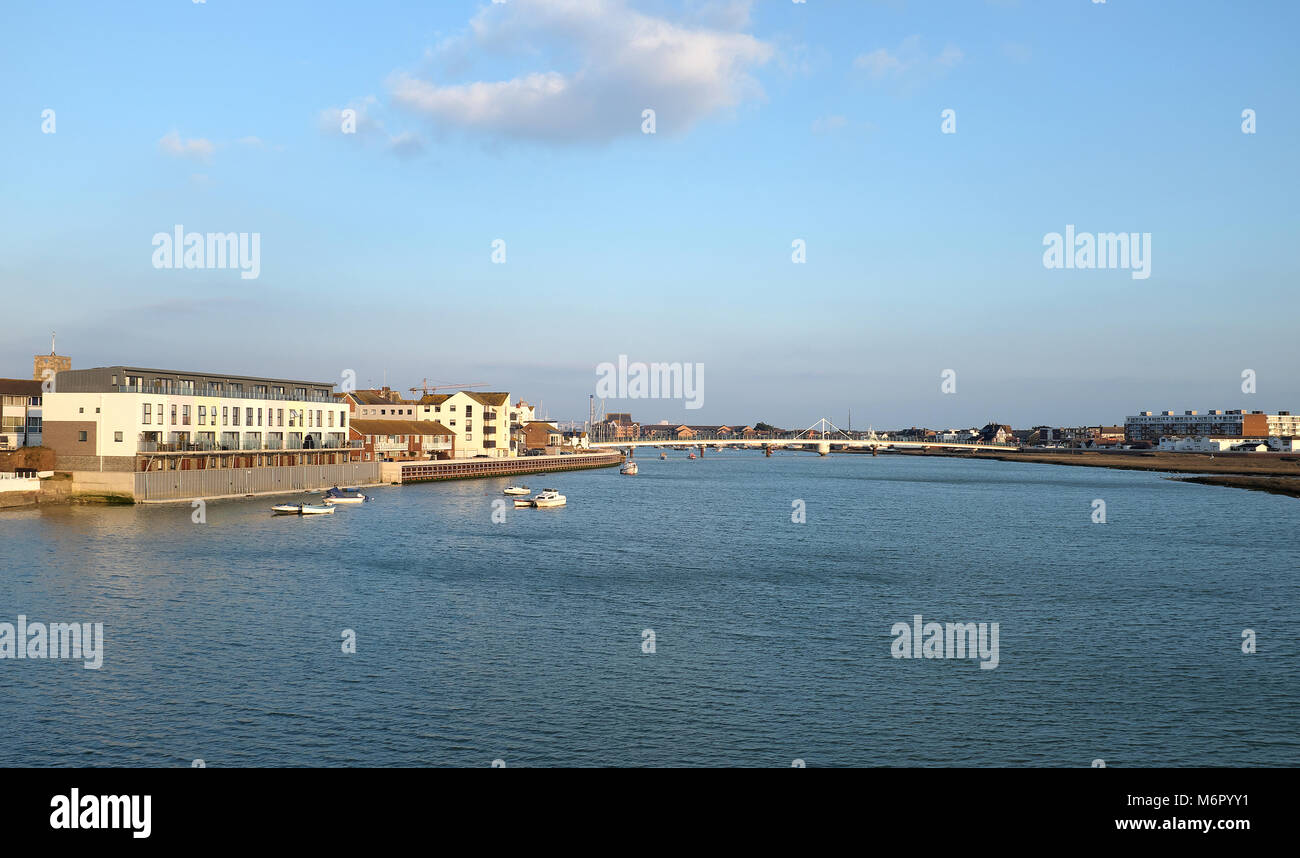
387, 0, 774, 143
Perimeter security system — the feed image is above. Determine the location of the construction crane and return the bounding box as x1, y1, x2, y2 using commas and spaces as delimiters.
407, 379, 490, 397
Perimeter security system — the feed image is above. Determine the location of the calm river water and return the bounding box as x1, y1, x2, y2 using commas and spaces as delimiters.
1, 451, 1296, 766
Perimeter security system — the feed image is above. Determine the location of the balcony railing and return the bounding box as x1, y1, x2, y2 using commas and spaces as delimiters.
110, 383, 337, 404
138, 438, 351, 453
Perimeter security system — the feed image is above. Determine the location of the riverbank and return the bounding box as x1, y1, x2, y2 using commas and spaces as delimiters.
876, 447, 1300, 477
1172, 475, 1300, 498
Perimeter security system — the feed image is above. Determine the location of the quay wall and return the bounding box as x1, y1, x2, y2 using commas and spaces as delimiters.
386, 452, 623, 483
133, 462, 382, 502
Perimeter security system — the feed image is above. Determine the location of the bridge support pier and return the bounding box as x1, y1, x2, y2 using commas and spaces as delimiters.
817, 441, 830, 456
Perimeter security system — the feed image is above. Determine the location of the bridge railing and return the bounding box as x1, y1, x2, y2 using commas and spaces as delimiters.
591, 431, 1017, 447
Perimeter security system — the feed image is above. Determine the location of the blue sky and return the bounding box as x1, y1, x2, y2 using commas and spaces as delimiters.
3, 0, 1297, 429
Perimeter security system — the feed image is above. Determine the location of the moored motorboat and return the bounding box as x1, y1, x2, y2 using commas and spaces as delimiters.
688, 452, 696, 459
659, 452, 667, 460
323, 486, 368, 504
513, 497, 534, 508
272, 503, 336, 515
503, 485, 531, 496
300, 504, 336, 514
530, 488, 566, 508
620, 461, 638, 475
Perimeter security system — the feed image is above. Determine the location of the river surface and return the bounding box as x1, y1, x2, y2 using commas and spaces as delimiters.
1, 451, 1296, 767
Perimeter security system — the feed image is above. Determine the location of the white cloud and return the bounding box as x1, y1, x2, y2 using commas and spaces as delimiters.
158, 130, 215, 161
387, 130, 426, 158
853, 35, 962, 91
387, 0, 774, 143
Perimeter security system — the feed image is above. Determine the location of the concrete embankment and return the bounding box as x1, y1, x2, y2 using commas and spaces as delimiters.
0, 475, 76, 510
382, 451, 623, 484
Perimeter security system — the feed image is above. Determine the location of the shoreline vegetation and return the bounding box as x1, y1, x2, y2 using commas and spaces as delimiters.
868, 447, 1300, 498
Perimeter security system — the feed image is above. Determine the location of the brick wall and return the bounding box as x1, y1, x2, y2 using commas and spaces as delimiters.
0, 446, 55, 471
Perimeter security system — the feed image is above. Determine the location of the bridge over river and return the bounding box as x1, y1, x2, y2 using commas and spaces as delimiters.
588, 418, 1019, 456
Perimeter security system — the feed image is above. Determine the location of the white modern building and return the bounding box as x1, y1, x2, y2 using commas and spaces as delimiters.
43, 366, 351, 473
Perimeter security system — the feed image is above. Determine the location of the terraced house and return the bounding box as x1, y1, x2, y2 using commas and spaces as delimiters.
347, 418, 455, 462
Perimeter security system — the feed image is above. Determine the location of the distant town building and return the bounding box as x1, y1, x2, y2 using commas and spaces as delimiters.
1125, 409, 1298, 442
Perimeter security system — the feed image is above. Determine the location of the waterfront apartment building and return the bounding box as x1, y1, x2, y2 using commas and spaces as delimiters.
340, 388, 541, 457
0, 378, 44, 450
348, 418, 455, 462
43, 366, 351, 473
1124, 409, 1297, 442
410, 391, 526, 457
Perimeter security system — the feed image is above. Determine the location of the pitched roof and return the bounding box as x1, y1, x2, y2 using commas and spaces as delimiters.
0, 378, 43, 396
349, 418, 454, 436
346, 389, 409, 405
467, 391, 510, 407
417, 394, 451, 405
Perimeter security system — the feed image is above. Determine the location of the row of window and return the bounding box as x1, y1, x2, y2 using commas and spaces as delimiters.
141, 404, 346, 429
113, 375, 310, 400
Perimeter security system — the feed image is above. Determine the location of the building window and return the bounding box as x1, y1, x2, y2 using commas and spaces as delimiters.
143, 403, 152, 425
277, 408, 284, 427
114, 431, 123, 442
171, 404, 177, 425
198, 405, 206, 426
182, 405, 191, 425
78, 431, 87, 442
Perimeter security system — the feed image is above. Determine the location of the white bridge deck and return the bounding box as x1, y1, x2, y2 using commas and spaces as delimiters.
588, 420, 1018, 453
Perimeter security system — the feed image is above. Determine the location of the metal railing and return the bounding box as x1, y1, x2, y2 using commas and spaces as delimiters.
111, 383, 338, 404
138, 437, 350, 453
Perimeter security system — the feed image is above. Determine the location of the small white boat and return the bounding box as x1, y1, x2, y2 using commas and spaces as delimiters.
503, 485, 531, 496
531, 489, 566, 508
323, 487, 367, 504
272, 503, 336, 515
620, 461, 638, 475
513, 497, 534, 508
